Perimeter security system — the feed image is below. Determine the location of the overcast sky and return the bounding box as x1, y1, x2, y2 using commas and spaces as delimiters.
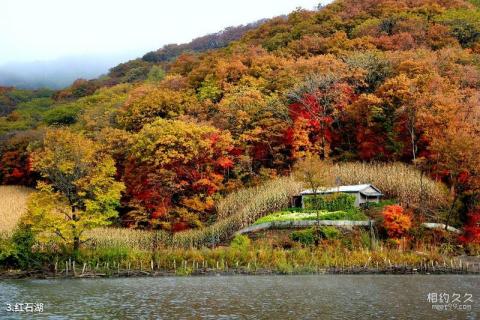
1, 0, 331, 65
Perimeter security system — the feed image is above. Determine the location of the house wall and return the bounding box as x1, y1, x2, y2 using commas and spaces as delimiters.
359, 195, 380, 206
354, 193, 362, 207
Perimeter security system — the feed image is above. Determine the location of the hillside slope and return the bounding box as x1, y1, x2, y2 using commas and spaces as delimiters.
0, 0, 479, 232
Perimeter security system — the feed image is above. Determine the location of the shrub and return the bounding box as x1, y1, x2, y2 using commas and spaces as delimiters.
230, 234, 251, 251
87, 177, 303, 249
382, 205, 412, 239
0, 227, 42, 269
320, 226, 341, 240
44, 105, 80, 125
290, 229, 315, 245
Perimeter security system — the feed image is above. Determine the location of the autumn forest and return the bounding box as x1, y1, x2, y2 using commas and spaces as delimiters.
1, 0, 480, 269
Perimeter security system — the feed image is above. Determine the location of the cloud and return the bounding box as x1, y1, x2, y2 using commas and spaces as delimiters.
1, 0, 330, 64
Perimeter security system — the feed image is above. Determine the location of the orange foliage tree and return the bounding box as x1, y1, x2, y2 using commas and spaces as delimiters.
382, 205, 413, 239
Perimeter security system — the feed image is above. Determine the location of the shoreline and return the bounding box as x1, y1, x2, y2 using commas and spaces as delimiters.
2, 265, 479, 280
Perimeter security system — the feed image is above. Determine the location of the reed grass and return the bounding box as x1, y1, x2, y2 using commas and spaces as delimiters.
74, 240, 451, 275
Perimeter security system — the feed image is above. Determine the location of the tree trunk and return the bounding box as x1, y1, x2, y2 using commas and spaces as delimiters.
419, 170, 424, 214
410, 128, 416, 162
445, 193, 458, 231
71, 206, 80, 254
73, 236, 80, 252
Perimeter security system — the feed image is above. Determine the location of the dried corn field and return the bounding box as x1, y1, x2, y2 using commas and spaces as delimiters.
0, 186, 34, 235
49, 162, 450, 250
87, 176, 303, 249
331, 162, 449, 210
85, 227, 159, 251
86, 162, 449, 250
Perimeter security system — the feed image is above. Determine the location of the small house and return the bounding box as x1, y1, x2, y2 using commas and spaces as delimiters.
292, 184, 383, 208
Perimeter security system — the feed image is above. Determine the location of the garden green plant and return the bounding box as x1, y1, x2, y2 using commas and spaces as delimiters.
303, 193, 356, 211
254, 209, 367, 225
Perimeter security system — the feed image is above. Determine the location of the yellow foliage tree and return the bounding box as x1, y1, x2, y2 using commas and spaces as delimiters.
25, 129, 125, 253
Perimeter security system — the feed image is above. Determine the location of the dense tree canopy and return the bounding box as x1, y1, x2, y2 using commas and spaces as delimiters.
122, 119, 233, 230
1, 0, 479, 234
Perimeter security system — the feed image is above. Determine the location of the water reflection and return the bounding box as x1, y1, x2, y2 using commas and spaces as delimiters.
0, 275, 478, 319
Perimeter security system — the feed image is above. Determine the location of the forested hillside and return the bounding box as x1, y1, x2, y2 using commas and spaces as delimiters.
1, 0, 479, 238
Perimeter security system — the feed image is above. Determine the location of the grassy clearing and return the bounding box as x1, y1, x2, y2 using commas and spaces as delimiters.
254, 210, 367, 225
0, 186, 34, 235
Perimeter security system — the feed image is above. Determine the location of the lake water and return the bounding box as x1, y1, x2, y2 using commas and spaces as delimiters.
0, 275, 479, 319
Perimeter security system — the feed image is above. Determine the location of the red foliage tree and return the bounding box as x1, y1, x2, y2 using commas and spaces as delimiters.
287, 74, 356, 160
0, 131, 41, 186
122, 119, 234, 230
459, 209, 480, 244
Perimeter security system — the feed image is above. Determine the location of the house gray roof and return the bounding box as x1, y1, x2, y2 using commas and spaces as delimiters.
299, 184, 383, 196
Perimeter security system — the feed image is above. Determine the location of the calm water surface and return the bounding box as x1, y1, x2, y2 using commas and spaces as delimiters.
0, 275, 478, 319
